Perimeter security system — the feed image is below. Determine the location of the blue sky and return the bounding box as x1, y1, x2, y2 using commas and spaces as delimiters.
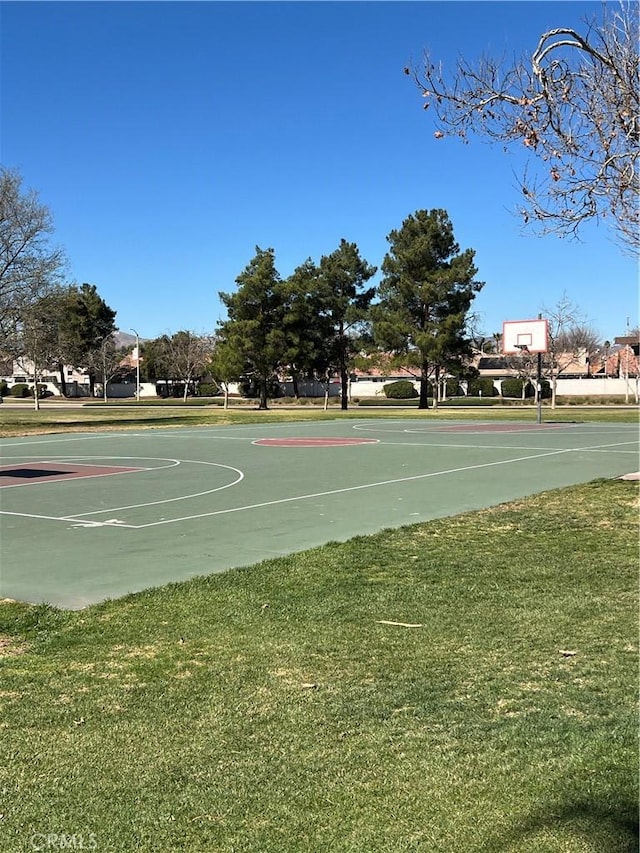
1, 1, 637, 342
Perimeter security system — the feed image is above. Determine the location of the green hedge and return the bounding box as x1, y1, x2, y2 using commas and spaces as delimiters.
467, 378, 497, 397
501, 378, 533, 399
196, 382, 219, 397
383, 379, 418, 399
501, 378, 552, 400
84, 398, 216, 407
440, 397, 503, 407
238, 379, 282, 399
445, 378, 461, 397
358, 398, 422, 407
10, 383, 30, 397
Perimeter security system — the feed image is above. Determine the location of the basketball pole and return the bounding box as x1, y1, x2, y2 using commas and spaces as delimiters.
536, 351, 542, 425
536, 312, 543, 425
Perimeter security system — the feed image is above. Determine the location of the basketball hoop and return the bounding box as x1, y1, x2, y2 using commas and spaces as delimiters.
502, 317, 547, 425
502, 319, 548, 355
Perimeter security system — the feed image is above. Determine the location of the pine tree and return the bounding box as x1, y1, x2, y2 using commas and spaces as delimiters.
374, 210, 483, 409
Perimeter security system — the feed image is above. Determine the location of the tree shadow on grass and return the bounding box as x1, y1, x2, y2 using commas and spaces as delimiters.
485, 797, 639, 853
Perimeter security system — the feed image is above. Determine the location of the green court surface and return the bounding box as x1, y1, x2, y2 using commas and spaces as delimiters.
1, 418, 638, 608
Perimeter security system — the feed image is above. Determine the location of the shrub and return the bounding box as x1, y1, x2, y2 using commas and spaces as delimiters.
501, 378, 533, 399
445, 378, 461, 397
383, 379, 418, 399
440, 397, 502, 406
238, 378, 282, 399
196, 382, 219, 397
467, 377, 497, 397
10, 383, 30, 398
358, 398, 420, 406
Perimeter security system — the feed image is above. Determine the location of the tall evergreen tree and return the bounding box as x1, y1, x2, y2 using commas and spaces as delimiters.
317, 239, 377, 410
374, 209, 483, 409
140, 335, 171, 385
58, 283, 117, 395
217, 247, 285, 410
280, 258, 332, 397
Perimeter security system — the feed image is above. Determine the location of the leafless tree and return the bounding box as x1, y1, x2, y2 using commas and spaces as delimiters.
166, 331, 215, 401
542, 293, 600, 406
15, 292, 64, 411
505, 351, 538, 399
87, 333, 124, 403
408, 2, 639, 254
0, 168, 66, 341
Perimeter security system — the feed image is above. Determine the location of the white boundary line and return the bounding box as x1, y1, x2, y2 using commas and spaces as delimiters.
70, 461, 244, 516
375, 439, 639, 454
130, 446, 577, 529
18, 445, 572, 530
1, 432, 637, 529
0, 457, 244, 523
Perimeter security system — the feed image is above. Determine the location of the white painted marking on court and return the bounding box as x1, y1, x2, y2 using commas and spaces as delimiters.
0, 456, 180, 489
351, 422, 638, 436
124, 446, 577, 529
0, 458, 244, 523
566, 440, 640, 453
2, 430, 636, 529
1, 456, 179, 472
374, 439, 639, 454
2, 447, 569, 528
68, 460, 244, 516
0, 510, 138, 528
0, 433, 136, 448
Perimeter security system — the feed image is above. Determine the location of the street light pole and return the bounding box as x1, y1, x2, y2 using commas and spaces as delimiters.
131, 328, 140, 402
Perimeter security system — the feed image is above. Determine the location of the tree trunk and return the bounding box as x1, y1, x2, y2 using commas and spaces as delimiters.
258, 377, 268, 409
340, 361, 348, 410
432, 366, 440, 411
57, 362, 67, 397
223, 384, 229, 410
32, 359, 40, 411
418, 364, 430, 409
292, 372, 300, 399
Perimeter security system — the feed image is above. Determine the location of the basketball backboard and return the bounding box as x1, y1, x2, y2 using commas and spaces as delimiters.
502, 319, 549, 354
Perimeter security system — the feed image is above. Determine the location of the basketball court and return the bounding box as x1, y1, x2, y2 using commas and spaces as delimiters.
1, 417, 638, 608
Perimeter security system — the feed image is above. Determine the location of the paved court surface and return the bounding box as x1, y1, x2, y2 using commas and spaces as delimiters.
1, 418, 638, 608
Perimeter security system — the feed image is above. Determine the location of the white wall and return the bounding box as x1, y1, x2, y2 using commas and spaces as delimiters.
100, 382, 157, 398
350, 377, 639, 400
547, 377, 638, 399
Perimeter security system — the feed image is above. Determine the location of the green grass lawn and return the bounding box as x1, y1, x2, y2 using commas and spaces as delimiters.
0, 478, 637, 852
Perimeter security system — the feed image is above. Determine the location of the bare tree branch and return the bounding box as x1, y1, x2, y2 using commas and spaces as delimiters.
408, 2, 639, 254
0, 168, 66, 340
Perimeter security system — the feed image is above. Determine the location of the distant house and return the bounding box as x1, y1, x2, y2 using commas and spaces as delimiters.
0, 358, 91, 396
0, 348, 141, 398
